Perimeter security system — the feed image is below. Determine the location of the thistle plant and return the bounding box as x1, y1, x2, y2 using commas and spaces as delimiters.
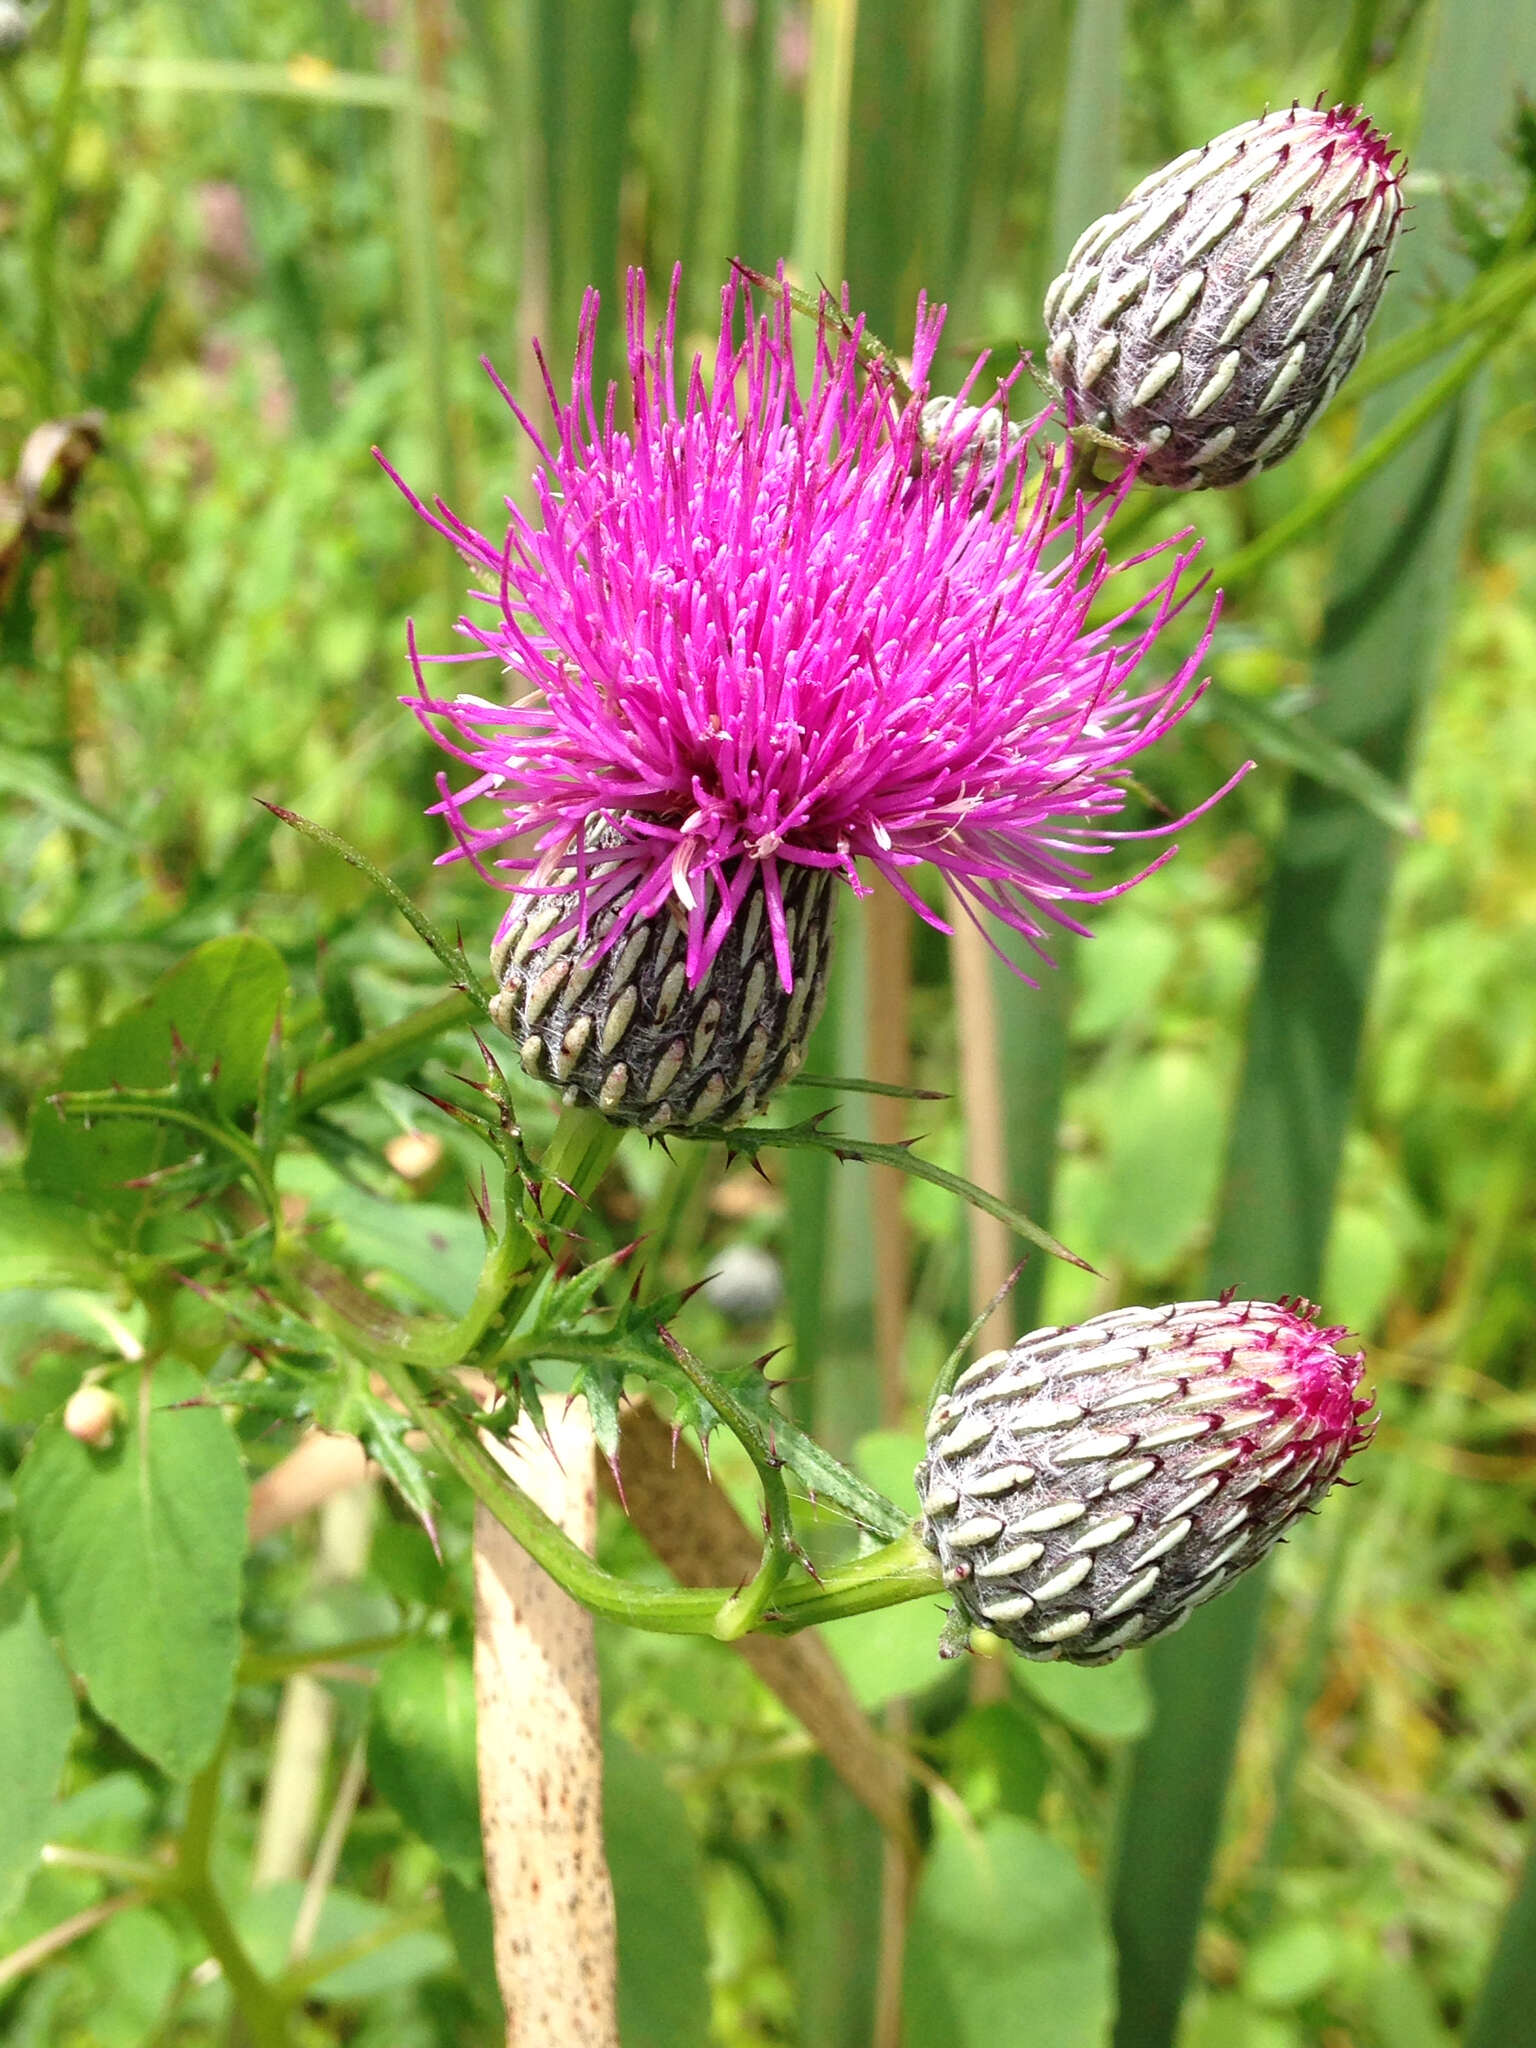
13, 50, 1478, 2044
1044, 103, 1405, 488
386, 271, 1232, 1128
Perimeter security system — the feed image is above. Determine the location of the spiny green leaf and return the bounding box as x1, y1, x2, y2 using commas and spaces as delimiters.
0, 1192, 118, 1292
25, 935, 287, 1226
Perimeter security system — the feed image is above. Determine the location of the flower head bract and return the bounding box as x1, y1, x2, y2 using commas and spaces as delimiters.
387, 267, 1232, 996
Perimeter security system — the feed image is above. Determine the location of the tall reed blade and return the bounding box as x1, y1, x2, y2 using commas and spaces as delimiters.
1108, 12, 1529, 2045
985, 0, 1124, 1336
1464, 1838, 1536, 2048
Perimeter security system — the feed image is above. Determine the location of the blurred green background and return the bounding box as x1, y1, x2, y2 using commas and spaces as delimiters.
2, 1, 1535, 2044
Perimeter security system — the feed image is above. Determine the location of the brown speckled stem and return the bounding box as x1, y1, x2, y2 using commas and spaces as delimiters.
474, 1406, 619, 2048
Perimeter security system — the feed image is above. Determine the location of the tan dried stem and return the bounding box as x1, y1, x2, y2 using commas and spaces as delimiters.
612, 1401, 916, 1855
867, 880, 912, 1424
476, 1405, 619, 2048
252, 1480, 376, 1890
248, 1432, 373, 1545
951, 907, 1014, 1706
950, 909, 1016, 1356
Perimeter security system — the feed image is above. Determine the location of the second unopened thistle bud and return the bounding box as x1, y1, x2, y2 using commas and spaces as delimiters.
1044, 104, 1404, 489
917, 1298, 1372, 1664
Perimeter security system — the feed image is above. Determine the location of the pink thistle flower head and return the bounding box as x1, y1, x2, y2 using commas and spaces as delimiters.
388, 268, 1234, 1128
918, 1296, 1374, 1664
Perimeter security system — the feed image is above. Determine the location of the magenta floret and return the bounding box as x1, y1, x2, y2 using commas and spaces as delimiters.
387, 268, 1236, 990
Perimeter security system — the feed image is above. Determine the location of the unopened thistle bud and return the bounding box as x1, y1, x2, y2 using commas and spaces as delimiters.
917, 1298, 1372, 1664
1044, 104, 1404, 489
490, 827, 834, 1132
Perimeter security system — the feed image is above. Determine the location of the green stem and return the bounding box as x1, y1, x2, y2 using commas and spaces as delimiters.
376, 1348, 939, 1634
1244, 1504, 1360, 1930
395, 0, 458, 511
529, 1107, 626, 1236
240, 1630, 421, 1682
176, 1754, 291, 2048
791, 0, 859, 286
1333, 0, 1382, 102
657, 1328, 797, 1641
1, 67, 40, 163
295, 992, 474, 1115
31, 0, 91, 408
41, 1845, 168, 1889
276, 1902, 441, 2001
1216, 310, 1521, 592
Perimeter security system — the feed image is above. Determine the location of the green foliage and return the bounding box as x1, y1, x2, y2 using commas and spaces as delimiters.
25, 934, 286, 1228
0, 1584, 77, 1919
368, 1637, 482, 1883
16, 1357, 248, 1776
0, 1193, 115, 1290
903, 1812, 1115, 2048
605, 1731, 713, 2048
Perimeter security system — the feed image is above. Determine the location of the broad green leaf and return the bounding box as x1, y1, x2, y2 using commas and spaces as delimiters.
903, 1813, 1114, 2048
297, 1177, 486, 1315
0, 1577, 77, 1919
1466, 1835, 1536, 2048
605, 1731, 711, 2048
26, 935, 286, 1221
238, 1882, 453, 2000
368, 1638, 482, 1881
1183, 1997, 1301, 2048
1365, 1958, 1455, 2047
0, 1194, 117, 1293
1243, 1920, 1340, 2009
16, 1359, 248, 1778
821, 1596, 950, 1710
1098, 1050, 1224, 1275
945, 1701, 1049, 1822
1072, 916, 1179, 1042
440, 1873, 505, 2025
1014, 1653, 1153, 1744
80, 1908, 182, 2048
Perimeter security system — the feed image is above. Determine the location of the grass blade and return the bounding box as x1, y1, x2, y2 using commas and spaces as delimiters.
988, 0, 1125, 1337
1464, 1839, 1536, 2048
